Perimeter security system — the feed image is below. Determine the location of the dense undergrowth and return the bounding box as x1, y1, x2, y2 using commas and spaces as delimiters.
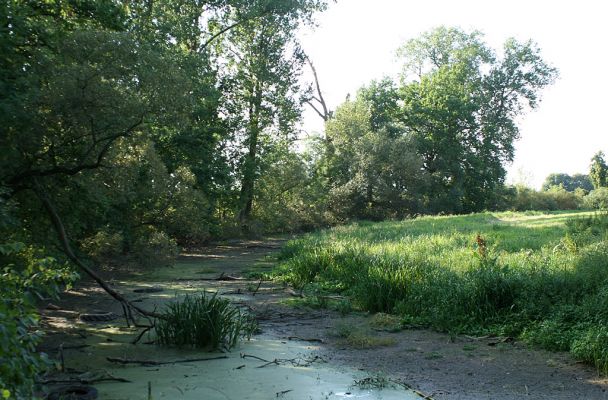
275, 211, 608, 373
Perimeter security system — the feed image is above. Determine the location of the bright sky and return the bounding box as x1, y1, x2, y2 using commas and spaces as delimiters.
298, 0, 608, 189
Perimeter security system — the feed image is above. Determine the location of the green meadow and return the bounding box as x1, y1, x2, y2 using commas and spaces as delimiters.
276, 211, 608, 372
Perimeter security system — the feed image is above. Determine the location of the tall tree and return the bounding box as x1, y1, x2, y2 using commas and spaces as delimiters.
398, 27, 557, 212
219, 1, 326, 230
323, 84, 426, 220
590, 151, 608, 189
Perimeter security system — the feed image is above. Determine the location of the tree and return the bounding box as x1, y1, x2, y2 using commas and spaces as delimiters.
542, 173, 593, 192
219, 1, 327, 231
590, 151, 608, 189
323, 85, 426, 220
398, 27, 557, 212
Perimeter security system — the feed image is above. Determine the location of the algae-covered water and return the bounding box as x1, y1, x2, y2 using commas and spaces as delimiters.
47, 241, 420, 400
67, 335, 418, 400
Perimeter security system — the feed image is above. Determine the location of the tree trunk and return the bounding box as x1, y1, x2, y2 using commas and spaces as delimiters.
238, 87, 262, 232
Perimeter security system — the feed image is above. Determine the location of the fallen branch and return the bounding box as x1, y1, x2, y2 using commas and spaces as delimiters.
39, 371, 131, 385
240, 353, 324, 369
131, 325, 154, 345
39, 376, 131, 384
33, 181, 163, 322
175, 272, 246, 282
244, 244, 281, 249
106, 356, 228, 366
287, 336, 324, 343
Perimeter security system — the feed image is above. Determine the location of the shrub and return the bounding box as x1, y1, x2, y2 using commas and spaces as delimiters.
572, 326, 608, 373
0, 243, 77, 399
584, 188, 608, 210
155, 293, 257, 350
81, 230, 124, 264
504, 185, 582, 211
132, 229, 178, 268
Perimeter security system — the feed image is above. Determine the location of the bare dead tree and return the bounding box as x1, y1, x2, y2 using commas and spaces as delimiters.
303, 55, 332, 122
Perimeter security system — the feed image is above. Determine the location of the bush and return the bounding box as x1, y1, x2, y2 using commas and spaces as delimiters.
155, 293, 257, 350
81, 230, 124, 264
572, 326, 608, 373
132, 229, 178, 268
584, 188, 608, 210
0, 243, 77, 399
503, 185, 582, 211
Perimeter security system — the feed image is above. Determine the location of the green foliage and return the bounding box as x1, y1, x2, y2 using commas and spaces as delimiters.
132, 229, 179, 268
81, 230, 124, 264
590, 151, 608, 189
0, 243, 77, 399
584, 188, 608, 210
275, 211, 608, 372
397, 28, 557, 213
323, 88, 426, 221
503, 184, 583, 211
155, 293, 257, 350
542, 173, 593, 192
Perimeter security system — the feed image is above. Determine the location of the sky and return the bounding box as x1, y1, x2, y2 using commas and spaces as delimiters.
297, 0, 607, 189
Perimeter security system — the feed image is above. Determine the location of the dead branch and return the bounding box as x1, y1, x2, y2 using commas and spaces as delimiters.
39, 371, 131, 385
304, 55, 331, 122
287, 336, 323, 343
240, 353, 324, 369
175, 272, 247, 282
106, 356, 228, 366
39, 376, 131, 384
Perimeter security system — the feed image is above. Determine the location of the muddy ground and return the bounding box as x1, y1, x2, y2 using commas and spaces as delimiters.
39, 239, 608, 399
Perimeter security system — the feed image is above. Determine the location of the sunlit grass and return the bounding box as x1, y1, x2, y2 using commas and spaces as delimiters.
275, 210, 608, 373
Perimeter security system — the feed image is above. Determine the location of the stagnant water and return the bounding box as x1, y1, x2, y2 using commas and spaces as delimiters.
60, 332, 419, 400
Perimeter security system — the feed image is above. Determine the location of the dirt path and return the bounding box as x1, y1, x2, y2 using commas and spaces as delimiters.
40, 239, 608, 399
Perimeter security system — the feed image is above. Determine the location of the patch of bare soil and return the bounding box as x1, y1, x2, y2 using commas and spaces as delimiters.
40, 238, 608, 399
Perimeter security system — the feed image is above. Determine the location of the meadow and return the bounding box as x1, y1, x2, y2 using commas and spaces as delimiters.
276, 211, 608, 372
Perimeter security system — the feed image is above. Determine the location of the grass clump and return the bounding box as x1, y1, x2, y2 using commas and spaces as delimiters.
156, 293, 257, 350
276, 211, 608, 373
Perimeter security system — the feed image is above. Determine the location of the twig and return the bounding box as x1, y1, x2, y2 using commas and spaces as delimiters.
106, 356, 227, 366
252, 280, 263, 296
131, 325, 154, 345
240, 353, 324, 369
240, 353, 270, 363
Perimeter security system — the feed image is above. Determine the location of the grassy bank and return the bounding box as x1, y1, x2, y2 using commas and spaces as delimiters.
275, 211, 608, 372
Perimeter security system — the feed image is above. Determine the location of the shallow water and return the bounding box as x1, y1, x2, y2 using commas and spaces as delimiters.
67, 335, 417, 400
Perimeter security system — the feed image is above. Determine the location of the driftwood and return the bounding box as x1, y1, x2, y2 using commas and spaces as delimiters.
106, 356, 228, 366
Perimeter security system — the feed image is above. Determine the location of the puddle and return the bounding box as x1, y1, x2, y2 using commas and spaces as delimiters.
64, 336, 418, 400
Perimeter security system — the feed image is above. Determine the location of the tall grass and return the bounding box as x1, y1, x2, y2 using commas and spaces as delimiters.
156, 293, 257, 350
275, 211, 608, 373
